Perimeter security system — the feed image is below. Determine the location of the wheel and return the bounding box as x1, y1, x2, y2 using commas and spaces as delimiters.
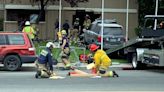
131, 53, 146, 69
131, 53, 138, 69
4, 55, 22, 71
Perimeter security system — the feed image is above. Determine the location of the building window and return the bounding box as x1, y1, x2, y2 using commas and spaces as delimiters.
6, 9, 45, 22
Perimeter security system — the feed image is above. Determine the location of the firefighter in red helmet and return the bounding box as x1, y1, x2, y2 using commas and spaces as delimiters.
68, 44, 119, 77
88, 44, 119, 77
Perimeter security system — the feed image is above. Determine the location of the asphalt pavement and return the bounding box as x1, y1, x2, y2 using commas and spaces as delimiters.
21, 62, 133, 70
1, 67, 164, 92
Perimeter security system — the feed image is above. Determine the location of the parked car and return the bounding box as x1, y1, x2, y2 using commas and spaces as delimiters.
84, 19, 125, 49
0, 32, 37, 71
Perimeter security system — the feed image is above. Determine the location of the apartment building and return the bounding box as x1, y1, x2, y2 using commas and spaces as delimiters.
0, 0, 138, 40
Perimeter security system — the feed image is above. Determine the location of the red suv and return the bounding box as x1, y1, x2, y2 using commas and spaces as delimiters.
0, 32, 37, 71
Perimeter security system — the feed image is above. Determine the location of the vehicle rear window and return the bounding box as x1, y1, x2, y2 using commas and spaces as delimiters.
0, 35, 6, 45
8, 34, 25, 45
99, 27, 123, 35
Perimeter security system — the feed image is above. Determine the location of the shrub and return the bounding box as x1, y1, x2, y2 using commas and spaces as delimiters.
0, 18, 3, 31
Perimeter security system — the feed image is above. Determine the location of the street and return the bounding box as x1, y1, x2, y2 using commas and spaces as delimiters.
0, 65, 164, 92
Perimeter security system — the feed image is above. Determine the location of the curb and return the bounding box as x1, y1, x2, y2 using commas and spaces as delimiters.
22, 62, 132, 69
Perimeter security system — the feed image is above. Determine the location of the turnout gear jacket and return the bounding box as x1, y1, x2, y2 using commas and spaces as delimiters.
38, 48, 54, 71
93, 50, 111, 70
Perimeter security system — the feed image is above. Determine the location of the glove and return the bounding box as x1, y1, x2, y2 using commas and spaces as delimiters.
87, 57, 94, 64
49, 71, 56, 77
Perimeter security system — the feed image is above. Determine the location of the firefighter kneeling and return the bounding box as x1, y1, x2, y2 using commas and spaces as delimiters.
68, 44, 119, 78
35, 42, 57, 78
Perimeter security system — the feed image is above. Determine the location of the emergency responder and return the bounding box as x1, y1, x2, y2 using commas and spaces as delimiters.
70, 18, 80, 44
35, 42, 56, 78
22, 21, 36, 41
83, 14, 91, 30
62, 20, 70, 35
68, 44, 119, 77
31, 23, 39, 42
61, 30, 72, 70
89, 44, 119, 77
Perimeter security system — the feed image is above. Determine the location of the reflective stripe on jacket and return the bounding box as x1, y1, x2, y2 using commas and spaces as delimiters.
38, 48, 54, 71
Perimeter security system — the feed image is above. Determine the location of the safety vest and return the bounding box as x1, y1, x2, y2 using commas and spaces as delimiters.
38, 49, 48, 64
22, 26, 35, 39
57, 31, 62, 41
83, 19, 91, 29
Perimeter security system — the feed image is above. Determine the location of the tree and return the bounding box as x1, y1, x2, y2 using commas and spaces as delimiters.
137, 0, 155, 26
137, 0, 164, 26
30, 0, 89, 23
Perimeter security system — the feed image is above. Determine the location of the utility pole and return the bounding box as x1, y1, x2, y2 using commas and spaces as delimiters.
154, 0, 159, 30
59, 0, 62, 32
101, 0, 104, 50
126, 0, 129, 41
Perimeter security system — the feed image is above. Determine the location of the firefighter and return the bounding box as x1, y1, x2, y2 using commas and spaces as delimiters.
68, 44, 119, 77
71, 18, 80, 43
61, 30, 72, 70
22, 21, 36, 41
89, 44, 119, 77
35, 42, 56, 78
83, 14, 91, 30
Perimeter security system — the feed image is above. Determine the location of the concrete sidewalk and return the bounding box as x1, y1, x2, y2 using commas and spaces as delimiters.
22, 62, 132, 69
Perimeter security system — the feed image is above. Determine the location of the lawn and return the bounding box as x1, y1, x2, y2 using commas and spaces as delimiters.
34, 41, 128, 63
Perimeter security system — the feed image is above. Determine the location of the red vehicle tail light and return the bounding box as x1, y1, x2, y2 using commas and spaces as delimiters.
97, 35, 102, 42
28, 47, 36, 55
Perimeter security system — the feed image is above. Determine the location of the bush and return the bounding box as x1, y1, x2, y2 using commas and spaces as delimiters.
134, 27, 142, 36
0, 18, 3, 31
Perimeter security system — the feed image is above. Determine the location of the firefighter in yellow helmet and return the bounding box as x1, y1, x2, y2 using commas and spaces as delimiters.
61, 30, 72, 70
22, 21, 36, 41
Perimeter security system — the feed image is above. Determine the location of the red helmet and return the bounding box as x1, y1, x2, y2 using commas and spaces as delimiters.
89, 44, 99, 52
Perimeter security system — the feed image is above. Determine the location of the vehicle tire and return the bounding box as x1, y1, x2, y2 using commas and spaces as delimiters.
4, 55, 22, 71
131, 53, 146, 70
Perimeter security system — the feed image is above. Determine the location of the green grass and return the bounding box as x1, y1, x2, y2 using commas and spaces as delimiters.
34, 42, 128, 63
34, 42, 90, 63
111, 59, 128, 63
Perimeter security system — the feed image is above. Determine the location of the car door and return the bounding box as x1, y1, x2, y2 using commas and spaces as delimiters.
0, 34, 7, 61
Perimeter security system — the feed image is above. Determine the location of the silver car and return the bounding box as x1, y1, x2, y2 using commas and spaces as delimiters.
84, 22, 125, 49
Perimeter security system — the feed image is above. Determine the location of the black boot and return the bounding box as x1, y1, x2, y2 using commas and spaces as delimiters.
35, 71, 41, 78
113, 71, 119, 77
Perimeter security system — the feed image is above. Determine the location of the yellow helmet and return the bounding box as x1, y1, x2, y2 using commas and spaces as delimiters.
61, 30, 67, 35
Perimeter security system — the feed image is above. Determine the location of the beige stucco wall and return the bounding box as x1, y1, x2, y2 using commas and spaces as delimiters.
0, 11, 3, 18
3, 0, 138, 40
